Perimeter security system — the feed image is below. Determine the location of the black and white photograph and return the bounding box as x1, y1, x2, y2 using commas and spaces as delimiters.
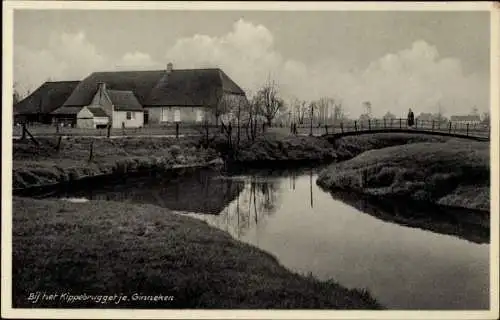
2, 1, 499, 319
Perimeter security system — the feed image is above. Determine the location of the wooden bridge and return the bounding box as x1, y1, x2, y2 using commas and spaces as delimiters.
316, 118, 490, 142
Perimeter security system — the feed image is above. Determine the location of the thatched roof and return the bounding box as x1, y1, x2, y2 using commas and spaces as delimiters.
51, 106, 83, 115
107, 90, 143, 111
14, 81, 80, 115
62, 68, 246, 108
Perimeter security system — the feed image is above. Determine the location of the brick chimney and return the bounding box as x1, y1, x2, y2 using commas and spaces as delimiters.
98, 82, 107, 92
167, 62, 173, 73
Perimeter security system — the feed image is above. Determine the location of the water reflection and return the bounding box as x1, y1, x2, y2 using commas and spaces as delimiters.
52, 168, 245, 214
324, 190, 489, 245
186, 169, 489, 310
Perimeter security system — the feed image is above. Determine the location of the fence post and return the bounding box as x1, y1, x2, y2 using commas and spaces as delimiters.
21, 123, 27, 140
466, 123, 469, 136
56, 136, 62, 152
88, 141, 94, 162
354, 121, 358, 132
340, 122, 344, 133
175, 122, 180, 139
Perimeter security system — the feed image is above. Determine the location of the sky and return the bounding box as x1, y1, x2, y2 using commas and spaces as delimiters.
13, 9, 491, 118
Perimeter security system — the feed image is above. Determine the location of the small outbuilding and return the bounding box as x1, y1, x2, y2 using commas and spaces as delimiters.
76, 106, 110, 129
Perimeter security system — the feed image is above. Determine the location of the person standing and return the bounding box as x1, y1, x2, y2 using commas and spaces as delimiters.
407, 108, 415, 128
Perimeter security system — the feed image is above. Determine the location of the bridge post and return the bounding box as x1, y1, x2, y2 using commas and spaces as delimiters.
368, 119, 371, 131
448, 121, 452, 134
354, 121, 358, 132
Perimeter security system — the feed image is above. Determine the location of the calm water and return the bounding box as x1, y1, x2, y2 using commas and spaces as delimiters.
52, 166, 489, 310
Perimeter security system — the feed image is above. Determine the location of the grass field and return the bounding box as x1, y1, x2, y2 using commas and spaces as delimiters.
12, 197, 383, 309
317, 139, 490, 211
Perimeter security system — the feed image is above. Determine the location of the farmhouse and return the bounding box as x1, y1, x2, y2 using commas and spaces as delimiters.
13, 81, 80, 125
50, 62, 247, 128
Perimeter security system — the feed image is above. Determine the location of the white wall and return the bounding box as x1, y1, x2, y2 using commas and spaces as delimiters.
77, 107, 95, 128
77, 118, 95, 129
112, 110, 144, 128
94, 117, 109, 126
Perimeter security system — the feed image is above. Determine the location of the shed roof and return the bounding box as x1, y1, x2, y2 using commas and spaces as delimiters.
87, 107, 109, 117
51, 106, 83, 115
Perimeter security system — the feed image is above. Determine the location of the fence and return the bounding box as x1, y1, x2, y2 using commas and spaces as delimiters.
292, 118, 490, 138
12, 118, 490, 139
12, 122, 268, 139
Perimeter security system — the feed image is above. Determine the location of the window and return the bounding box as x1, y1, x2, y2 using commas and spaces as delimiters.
161, 107, 169, 122
174, 108, 181, 122
196, 109, 204, 122
126, 112, 134, 120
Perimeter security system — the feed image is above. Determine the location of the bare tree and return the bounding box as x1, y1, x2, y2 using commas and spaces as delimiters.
333, 101, 344, 124
471, 106, 479, 116
315, 97, 335, 125
13, 82, 21, 105
295, 100, 308, 124
363, 101, 372, 118
254, 77, 285, 127
383, 111, 396, 120
481, 111, 490, 126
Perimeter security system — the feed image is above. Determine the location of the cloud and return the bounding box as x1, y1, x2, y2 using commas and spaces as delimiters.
14, 21, 488, 117
114, 52, 163, 70
164, 20, 488, 117
14, 32, 159, 95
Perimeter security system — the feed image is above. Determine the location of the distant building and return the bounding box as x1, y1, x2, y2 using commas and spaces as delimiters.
450, 115, 481, 125
416, 113, 434, 122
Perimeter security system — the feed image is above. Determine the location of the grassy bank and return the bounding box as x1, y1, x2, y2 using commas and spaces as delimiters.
12, 133, 460, 190
13, 137, 221, 190
12, 197, 382, 309
225, 132, 453, 164
317, 140, 490, 211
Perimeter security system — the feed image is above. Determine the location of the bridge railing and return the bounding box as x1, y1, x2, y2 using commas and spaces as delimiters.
294, 118, 490, 138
